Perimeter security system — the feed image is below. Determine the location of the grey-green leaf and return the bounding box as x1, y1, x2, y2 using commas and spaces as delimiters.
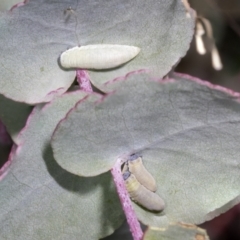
0, 0, 194, 103
52, 73, 240, 226
0, 91, 124, 240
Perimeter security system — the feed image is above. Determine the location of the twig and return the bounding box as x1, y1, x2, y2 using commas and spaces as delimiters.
76, 69, 93, 92
111, 158, 143, 240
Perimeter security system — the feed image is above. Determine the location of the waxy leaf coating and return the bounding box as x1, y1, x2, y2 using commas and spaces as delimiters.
52, 73, 240, 227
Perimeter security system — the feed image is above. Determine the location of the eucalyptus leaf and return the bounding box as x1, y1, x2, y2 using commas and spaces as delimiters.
0, 0, 194, 103
0, 0, 20, 11
143, 223, 209, 240
0, 91, 124, 240
52, 73, 240, 227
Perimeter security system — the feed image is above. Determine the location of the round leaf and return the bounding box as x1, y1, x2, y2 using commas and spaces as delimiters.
0, 91, 124, 239
52, 73, 240, 226
0, 0, 194, 103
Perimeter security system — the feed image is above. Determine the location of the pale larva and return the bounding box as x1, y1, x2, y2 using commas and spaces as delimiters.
60, 44, 140, 70
124, 173, 165, 212
128, 156, 157, 192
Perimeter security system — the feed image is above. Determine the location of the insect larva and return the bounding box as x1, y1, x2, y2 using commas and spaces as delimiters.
121, 153, 141, 174
60, 44, 141, 70
128, 156, 157, 192
125, 173, 165, 212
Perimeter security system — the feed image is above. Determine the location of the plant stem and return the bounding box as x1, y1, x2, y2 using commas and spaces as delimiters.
76, 69, 142, 238
76, 69, 93, 92
111, 158, 143, 240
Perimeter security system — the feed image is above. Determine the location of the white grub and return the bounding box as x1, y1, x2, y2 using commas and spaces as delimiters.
60, 44, 141, 70
128, 157, 157, 192
125, 174, 164, 212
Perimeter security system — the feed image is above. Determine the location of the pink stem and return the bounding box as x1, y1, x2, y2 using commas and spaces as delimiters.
111, 158, 143, 240
76, 69, 93, 92
75, 69, 142, 238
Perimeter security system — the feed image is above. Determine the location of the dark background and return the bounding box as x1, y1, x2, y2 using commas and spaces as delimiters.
177, 1, 240, 239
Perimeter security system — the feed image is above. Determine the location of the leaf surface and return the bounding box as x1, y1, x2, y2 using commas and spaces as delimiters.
52, 73, 240, 226
0, 91, 124, 239
0, 0, 194, 103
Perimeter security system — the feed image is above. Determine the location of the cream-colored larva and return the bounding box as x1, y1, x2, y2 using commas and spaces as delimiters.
124, 173, 165, 212
128, 156, 157, 192
60, 44, 141, 70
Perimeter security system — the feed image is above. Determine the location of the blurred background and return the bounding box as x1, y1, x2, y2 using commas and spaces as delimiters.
177, 0, 240, 92
177, 1, 240, 239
